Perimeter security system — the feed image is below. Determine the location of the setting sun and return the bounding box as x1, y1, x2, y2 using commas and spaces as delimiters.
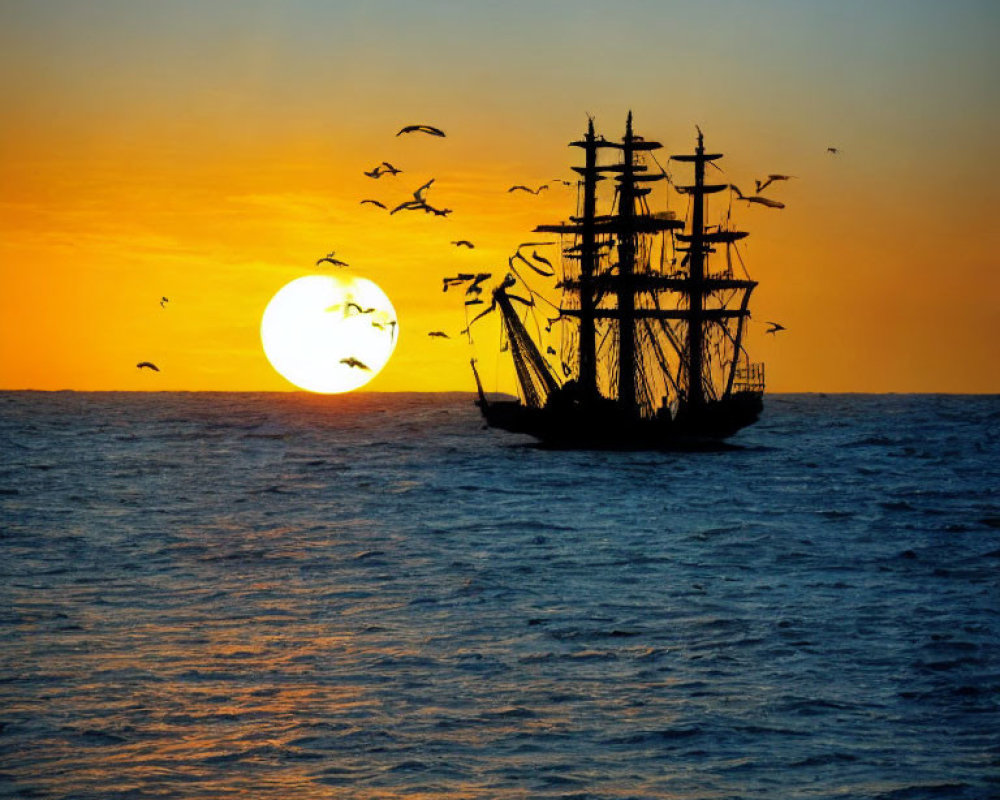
260, 274, 398, 393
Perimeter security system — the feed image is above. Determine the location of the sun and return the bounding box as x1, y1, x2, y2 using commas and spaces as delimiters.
261, 275, 398, 393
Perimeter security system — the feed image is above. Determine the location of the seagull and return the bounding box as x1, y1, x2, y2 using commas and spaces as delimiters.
443, 273, 475, 291
765, 321, 786, 334
397, 124, 446, 137
423, 204, 452, 217
136, 361, 159, 371
340, 357, 370, 370
317, 252, 348, 267
428, 331, 450, 338
745, 196, 785, 209
450, 240, 475, 249
380, 161, 402, 175
159, 296, 169, 308
827, 147, 840, 154
508, 184, 547, 195
413, 178, 435, 202
755, 174, 795, 193
728, 185, 784, 209
363, 165, 385, 178
390, 200, 426, 215
361, 199, 387, 208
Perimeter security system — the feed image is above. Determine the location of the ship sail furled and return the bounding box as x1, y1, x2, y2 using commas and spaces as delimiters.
475, 112, 765, 447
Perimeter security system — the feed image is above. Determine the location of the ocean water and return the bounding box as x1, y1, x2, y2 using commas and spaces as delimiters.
1, 391, 998, 800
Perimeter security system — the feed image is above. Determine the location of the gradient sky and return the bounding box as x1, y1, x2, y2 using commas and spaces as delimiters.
2, 0, 998, 393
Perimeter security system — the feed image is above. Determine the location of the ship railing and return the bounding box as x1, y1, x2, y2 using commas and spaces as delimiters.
733, 362, 765, 393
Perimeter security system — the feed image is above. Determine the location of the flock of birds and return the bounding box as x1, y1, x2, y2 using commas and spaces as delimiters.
136, 128, 840, 375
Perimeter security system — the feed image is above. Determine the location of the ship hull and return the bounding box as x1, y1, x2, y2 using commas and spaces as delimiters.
477, 392, 763, 450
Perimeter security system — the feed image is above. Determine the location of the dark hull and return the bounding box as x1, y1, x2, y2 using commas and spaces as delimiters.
478, 392, 763, 450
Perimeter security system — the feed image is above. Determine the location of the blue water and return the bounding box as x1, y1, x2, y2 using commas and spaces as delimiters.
1, 391, 998, 799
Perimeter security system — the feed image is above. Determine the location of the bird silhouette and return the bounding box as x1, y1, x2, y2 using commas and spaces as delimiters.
827, 147, 840, 154
450, 240, 475, 248
397, 124, 446, 137
159, 296, 169, 308
390, 199, 426, 215
136, 361, 159, 371
755, 174, 795, 193
413, 178, 435, 202
765, 321, 786, 334
340, 357, 370, 370
363, 166, 385, 178
428, 331, 450, 338
380, 161, 402, 175
508, 184, 548, 194
361, 199, 387, 208
317, 252, 348, 267
729, 185, 785, 209
424, 204, 452, 217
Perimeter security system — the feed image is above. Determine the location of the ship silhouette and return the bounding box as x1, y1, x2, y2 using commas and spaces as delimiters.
469, 113, 766, 449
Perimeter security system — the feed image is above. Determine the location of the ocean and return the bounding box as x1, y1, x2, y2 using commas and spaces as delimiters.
1, 391, 998, 800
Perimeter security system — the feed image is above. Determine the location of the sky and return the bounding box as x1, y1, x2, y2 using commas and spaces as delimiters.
1, 0, 998, 393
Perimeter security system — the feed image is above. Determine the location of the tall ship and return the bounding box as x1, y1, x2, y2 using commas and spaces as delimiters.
468, 113, 766, 448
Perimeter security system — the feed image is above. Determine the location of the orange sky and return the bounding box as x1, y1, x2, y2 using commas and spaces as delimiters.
2, 0, 998, 393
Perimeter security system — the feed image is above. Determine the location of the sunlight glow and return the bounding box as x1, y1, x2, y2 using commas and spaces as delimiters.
261, 275, 398, 393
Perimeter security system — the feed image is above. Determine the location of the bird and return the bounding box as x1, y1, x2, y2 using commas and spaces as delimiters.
397, 124, 446, 137
380, 161, 402, 175
363, 166, 385, 178
765, 321, 786, 334
508, 184, 547, 194
317, 252, 348, 267
413, 178, 435, 202
755, 174, 795, 193
340, 357, 370, 370
159, 296, 169, 308
423, 204, 452, 217
136, 361, 159, 371
729, 185, 785, 209
361, 199, 387, 208
428, 331, 450, 338
442, 273, 475, 292
827, 147, 840, 154
465, 298, 484, 306
390, 199, 426, 215
450, 240, 475, 248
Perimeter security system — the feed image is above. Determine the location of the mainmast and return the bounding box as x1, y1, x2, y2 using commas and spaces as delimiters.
671, 128, 727, 408
575, 119, 600, 401
616, 112, 639, 414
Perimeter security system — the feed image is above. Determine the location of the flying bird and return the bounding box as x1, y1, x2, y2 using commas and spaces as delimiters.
755, 174, 795, 193
508, 184, 548, 195
765, 321, 786, 335
380, 161, 402, 175
397, 124, 446, 137
361, 199, 387, 208
450, 240, 475, 249
391, 199, 426, 215
827, 147, 840, 154
136, 361, 159, 371
423, 204, 452, 217
363, 166, 385, 178
317, 252, 348, 267
428, 331, 450, 338
728, 185, 785, 209
413, 178, 435, 202
159, 296, 169, 308
340, 357, 370, 370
